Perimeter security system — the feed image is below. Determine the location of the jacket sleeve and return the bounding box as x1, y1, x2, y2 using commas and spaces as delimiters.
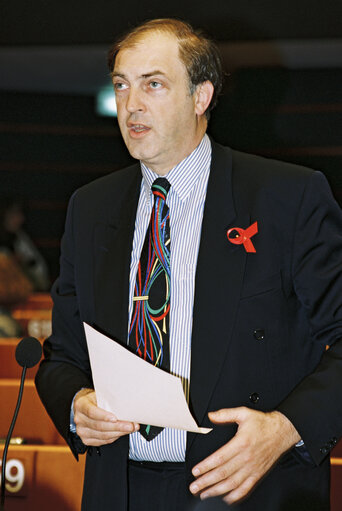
35, 191, 93, 458
277, 171, 342, 465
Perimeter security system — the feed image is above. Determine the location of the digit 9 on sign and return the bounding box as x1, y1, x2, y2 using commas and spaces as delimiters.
0, 459, 25, 493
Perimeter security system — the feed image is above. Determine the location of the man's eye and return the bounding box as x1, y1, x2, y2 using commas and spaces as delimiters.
114, 83, 127, 91
149, 81, 162, 89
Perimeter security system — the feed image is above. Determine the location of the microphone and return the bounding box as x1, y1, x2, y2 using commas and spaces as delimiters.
0, 337, 42, 510
15, 336, 43, 369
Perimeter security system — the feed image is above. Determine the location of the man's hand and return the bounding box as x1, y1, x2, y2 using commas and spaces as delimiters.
189, 407, 301, 505
73, 388, 139, 446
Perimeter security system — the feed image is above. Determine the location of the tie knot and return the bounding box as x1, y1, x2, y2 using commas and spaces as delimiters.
152, 178, 171, 201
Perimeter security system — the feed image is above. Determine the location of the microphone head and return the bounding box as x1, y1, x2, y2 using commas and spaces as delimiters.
15, 337, 42, 368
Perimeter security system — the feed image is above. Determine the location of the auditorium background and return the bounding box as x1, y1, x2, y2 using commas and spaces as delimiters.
0, 1, 342, 509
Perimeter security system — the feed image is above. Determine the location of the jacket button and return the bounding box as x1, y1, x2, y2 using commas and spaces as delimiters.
249, 392, 260, 404
320, 446, 328, 454
253, 329, 265, 341
332, 437, 338, 445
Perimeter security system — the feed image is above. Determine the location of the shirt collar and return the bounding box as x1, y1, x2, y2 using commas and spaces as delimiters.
140, 134, 211, 205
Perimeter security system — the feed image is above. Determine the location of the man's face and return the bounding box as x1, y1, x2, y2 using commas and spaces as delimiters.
113, 32, 206, 175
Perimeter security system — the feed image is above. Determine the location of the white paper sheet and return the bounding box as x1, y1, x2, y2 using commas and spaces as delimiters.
84, 323, 211, 434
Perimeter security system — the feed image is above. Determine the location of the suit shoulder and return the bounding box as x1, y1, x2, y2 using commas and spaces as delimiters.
212, 141, 329, 210
229, 148, 336, 223
64, 162, 141, 224
74, 162, 140, 201
230, 148, 315, 187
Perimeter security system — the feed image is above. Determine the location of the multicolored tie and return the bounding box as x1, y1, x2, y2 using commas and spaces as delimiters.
128, 177, 171, 440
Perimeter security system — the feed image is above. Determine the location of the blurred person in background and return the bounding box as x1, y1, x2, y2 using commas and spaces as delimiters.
0, 197, 50, 292
0, 246, 32, 337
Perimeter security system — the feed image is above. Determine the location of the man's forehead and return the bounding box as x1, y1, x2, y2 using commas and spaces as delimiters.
114, 32, 182, 72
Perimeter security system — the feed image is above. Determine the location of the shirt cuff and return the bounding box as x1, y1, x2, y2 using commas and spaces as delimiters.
70, 390, 84, 433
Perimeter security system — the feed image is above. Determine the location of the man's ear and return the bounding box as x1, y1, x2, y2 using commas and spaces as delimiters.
194, 81, 214, 116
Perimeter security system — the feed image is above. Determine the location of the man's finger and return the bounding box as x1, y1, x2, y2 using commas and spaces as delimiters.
190, 453, 241, 495
192, 436, 240, 478
76, 416, 139, 433
76, 398, 117, 423
223, 475, 257, 505
198, 466, 249, 500
76, 427, 122, 442
77, 424, 137, 441
76, 420, 140, 446
77, 431, 126, 446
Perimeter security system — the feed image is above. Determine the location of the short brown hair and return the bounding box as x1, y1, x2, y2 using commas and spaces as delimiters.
107, 18, 223, 119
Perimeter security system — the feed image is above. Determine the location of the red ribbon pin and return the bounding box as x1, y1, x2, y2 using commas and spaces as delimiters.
227, 222, 258, 253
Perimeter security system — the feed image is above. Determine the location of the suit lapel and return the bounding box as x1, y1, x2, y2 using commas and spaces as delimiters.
93, 166, 141, 344
189, 143, 248, 434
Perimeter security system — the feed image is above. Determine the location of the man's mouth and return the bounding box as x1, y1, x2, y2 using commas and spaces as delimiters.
131, 124, 148, 132
127, 123, 151, 138
128, 123, 150, 132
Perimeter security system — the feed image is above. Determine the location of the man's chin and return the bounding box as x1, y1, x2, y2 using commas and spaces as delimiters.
125, 142, 156, 164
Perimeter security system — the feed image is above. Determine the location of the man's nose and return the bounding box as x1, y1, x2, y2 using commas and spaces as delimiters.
126, 87, 145, 113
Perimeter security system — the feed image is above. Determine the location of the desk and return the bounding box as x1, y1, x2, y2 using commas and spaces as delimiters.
0, 445, 85, 511
0, 380, 64, 445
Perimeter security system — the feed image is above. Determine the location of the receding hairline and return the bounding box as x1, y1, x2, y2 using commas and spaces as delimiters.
115, 18, 201, 46
110, 19, 208, 70
112, 31, 191, 84
112, 29, 185, 71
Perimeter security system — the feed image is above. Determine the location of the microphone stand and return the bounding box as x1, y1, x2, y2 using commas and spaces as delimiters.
0, 366, 27, 511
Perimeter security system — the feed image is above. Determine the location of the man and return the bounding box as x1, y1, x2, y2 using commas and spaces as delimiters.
35, 19, 342, 511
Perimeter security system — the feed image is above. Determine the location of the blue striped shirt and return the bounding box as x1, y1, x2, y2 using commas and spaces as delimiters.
128, 134, 212, 461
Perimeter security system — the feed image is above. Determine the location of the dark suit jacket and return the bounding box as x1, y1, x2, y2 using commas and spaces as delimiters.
36, 141, 342, 511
